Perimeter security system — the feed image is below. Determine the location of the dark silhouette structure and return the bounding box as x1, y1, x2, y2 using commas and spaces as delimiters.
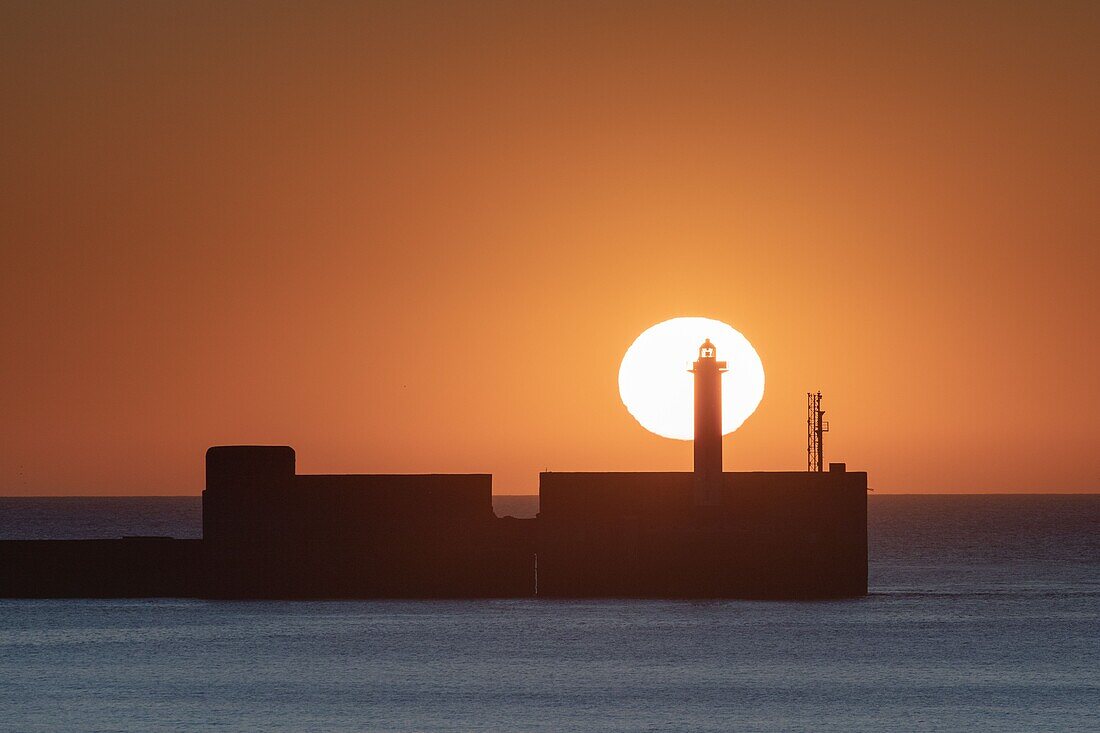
808, 391, 829, 471
0, 341, 867, 599
202, 447, 531, 598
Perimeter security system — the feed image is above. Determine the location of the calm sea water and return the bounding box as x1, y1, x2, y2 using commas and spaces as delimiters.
0, 495, 1097, 732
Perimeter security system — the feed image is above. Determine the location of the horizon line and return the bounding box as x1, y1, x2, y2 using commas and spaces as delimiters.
1, 491, 1098, 498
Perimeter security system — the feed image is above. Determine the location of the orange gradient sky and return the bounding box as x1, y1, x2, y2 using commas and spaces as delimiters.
2, 2, 1098, 495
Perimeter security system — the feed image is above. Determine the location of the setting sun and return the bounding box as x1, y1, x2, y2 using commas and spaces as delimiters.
618, 317, 765, 440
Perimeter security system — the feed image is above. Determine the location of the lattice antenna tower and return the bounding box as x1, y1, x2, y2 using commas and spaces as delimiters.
807, 392, 829, 472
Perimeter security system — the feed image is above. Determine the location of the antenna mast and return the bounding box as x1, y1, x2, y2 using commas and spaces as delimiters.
807, 392, 829, 472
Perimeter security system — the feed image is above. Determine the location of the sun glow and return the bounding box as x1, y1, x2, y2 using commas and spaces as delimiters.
618, 317, 765, 440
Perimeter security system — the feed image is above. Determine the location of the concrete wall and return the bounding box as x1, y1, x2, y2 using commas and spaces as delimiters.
202, 446, 530, 598
0, 538, 203, 598
1, 447, 866, 600
537, 470, 867, 598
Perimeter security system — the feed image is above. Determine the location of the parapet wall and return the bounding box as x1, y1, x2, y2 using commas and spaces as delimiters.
0, 447, 867, 600
202, 446, 528, 598
0, 538, 202, 598
538, 470, 867, 598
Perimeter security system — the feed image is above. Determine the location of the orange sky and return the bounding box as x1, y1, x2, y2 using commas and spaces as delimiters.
2, 1, 1098, 495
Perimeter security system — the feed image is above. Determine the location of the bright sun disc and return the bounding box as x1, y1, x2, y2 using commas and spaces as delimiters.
618, 317, 765, 440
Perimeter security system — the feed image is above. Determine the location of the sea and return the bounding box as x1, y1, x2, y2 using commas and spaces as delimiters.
0, 495, 1097, 732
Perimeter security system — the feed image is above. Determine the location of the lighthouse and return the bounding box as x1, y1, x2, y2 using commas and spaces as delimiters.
690, 339, 727, 506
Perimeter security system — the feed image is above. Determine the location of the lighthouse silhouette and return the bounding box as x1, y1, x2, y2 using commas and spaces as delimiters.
690, 339, 727, 507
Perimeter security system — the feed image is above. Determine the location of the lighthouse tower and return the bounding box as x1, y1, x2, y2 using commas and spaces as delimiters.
690, 339, 727, 507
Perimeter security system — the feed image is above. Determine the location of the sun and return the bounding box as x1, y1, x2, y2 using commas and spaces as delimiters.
618, 317, 765, 440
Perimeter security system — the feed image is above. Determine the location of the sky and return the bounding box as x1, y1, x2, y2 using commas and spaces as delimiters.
2, 1, 1098, 495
